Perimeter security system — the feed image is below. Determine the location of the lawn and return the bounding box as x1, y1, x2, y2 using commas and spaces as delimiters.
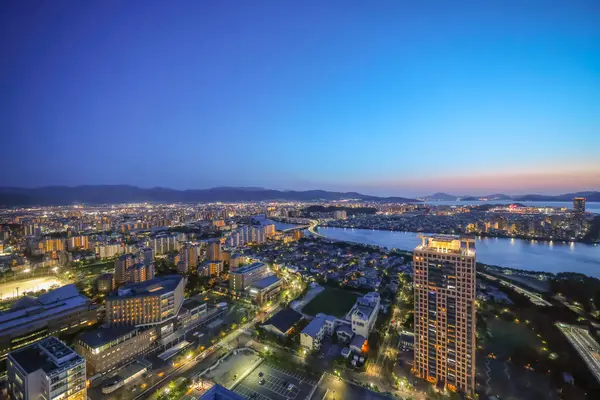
302, 287, 359, 317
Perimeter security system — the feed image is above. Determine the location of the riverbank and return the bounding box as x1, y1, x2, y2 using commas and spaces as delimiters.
319, 223, 599, 245
311, 226, 600, 278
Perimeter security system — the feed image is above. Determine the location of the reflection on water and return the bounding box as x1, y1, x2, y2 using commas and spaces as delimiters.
319, 227, 600, 278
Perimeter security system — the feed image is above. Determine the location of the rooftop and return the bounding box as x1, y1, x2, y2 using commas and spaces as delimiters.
108, 274, 183, 299
415, 234, 476, 256
249, 275, 280, 290
78, 325, 139, 348
231, 262, 266, 275
9, 336, 83, 375
181, 298, 205, 311
301, 314, 332, 338
0, 285, 91, 331
262, 308, 303, 334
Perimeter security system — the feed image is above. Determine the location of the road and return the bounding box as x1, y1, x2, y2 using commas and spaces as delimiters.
478, 271, 552, 306
135, 303, 281, 400
307, 220, 325, 237
556, 323, 600, 384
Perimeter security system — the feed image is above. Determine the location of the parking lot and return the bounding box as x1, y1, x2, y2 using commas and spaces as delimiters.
233, 362, 317, 400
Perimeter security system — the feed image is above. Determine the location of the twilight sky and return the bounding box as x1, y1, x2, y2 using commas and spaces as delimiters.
1, 1, 599, 197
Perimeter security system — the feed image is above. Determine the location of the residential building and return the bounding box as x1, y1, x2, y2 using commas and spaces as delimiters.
229, 262, 270, 292
206, 240, 221, 261
198, 260, 223, 277
180, 243, 201, 270
413, 235, 476, 395
300, 313, 336, 351
7, 336, 86, 400
334, 210, 347, 220
75, 326, 156, 376
114, 254, 134, 286
349, 292, 380, 338
99, 244, 122, 259
127, 262, 154, 283
97, 273, 115, 292
0, 285, 97, 361
67, 236, 89, 251
573, 197, 586, 215
106, 275, 185, 327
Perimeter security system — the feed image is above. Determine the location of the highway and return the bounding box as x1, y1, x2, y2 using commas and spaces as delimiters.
307, 220, 325, 237
556, 323, 600, 384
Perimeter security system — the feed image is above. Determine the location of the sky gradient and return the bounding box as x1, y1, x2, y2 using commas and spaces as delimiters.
1, 1, 599, 197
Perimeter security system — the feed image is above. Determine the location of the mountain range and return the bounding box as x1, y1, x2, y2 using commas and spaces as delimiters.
0, 186, 598, 207
0, 185, 420, 207
420, 191, 600, 202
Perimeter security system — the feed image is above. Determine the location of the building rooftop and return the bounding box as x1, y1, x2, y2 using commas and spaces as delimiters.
78, 326, 139, 348
181, 298, 205, 311
262, 308, 303, 335
108, 274, 183, 299
301, 314, 330, 338
9, 336, 83, 375
249, 275, 280, 290
415, 234, 476, 256
231, 262, 265, 275
0, 285, 91, 331
198, 384, 245, 400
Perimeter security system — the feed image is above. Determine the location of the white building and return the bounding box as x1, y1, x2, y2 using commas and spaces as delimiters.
7, 336, 86, 400
300, 313, 336, 351
350, 292, 380, 338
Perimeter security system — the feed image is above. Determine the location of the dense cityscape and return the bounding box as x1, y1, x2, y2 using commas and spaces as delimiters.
2, 2, 600, 400
0, 197, 598, 400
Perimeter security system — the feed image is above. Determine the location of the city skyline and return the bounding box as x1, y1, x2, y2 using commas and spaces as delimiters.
2, 1, 600, 195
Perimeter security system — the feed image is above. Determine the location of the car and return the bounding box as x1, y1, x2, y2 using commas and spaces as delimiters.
259, 379, 266, 385
287, 384, 295, 391
258, 372, 264, 377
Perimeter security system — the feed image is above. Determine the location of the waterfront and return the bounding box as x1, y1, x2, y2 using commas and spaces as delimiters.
423, 200, 600, 214
317, 227, 600, 278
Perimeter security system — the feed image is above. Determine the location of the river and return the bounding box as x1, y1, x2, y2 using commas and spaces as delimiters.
317, 227, 600, 278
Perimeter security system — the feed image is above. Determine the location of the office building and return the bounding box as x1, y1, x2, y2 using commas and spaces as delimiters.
106, 275, 185, 327
248, 275, 282, 305
75, 326, 156, 376
573, 197, 586, 215
349, 292, 380, 338
413, 235, 476, 395
229, 262, 270, 292
0, 285, 97, 361
206, 239, 221, 261
7, 336, 86, 400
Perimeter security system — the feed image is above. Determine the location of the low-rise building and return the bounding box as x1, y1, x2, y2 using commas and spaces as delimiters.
248, 275, 281, 305
261, 308, 303, 337
97, 273, 115, 292
349, 292, 380, 338
75, 326, 157, 376
198, 260, 224, 277
7, 336, 86, 400
176, 298, 208, 331
0, 285, 97, 361
300, 313, 336, 351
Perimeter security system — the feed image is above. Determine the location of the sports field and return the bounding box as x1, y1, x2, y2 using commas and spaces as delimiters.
302, 287, 358, 318
0, 277, 63, 300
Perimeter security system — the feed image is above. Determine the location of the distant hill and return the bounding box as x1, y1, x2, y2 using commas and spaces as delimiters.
420, 192, 458, 201
461, 194, 512, 201
0, 185, 421, 207
514, 191, 600, 202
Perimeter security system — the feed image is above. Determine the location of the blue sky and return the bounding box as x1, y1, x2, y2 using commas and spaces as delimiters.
1, 1, 599, 196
